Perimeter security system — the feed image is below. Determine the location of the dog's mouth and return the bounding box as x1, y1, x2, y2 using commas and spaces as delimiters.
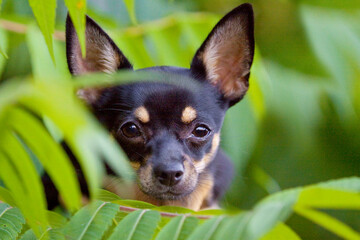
151, 190, 188, 200
138, 184, 193, 200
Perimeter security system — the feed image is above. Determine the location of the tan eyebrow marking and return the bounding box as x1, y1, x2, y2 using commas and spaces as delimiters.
134, 106, 150, 123
181, 106, 197, 124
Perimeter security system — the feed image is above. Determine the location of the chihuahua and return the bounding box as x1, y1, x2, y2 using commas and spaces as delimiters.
48, 3, 254, 211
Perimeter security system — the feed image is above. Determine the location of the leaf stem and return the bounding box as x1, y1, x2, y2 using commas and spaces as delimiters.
119, 205, 212, 219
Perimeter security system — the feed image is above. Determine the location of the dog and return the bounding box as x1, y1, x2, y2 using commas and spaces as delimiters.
45, 3, 254, 211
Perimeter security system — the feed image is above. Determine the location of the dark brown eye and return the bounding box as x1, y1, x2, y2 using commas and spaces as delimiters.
121, 122, 141, 138
192, 125, 210, 138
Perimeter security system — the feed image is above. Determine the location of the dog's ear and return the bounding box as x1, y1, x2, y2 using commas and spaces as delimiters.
190, 3, 254, 106
66, 15, 132, 75
66, 15, 132, 104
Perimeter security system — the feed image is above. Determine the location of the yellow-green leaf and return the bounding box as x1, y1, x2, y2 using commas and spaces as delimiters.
296, 187, 360, 210
0, 27, 8, 63
295, 206, 360, 240
65, 0, 87, 57
28, 0, 56, 63
261, 222, 301, 240
123, 0, 137, 25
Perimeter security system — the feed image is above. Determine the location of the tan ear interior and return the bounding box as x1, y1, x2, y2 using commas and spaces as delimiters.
70, 27, 122, 75
197, 14, 253, 101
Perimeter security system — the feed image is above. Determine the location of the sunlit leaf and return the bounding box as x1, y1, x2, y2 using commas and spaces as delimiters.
296, 187, 360, 209
261, 222, 301, 240
8, 108, 82, 211
0, 187, 16, 207
65, 0, 87, 57
123, 0, 137, 25
28, 0, 56, 62
26, 24, 70, 80
0, 27, 8, 60
0, 131, 48, 236
294, 206, 360, 240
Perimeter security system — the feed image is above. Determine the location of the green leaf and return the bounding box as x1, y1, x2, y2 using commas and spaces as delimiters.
0, 27, 8, 60
153, 206, 194, 214
148, 19, 193, 67
315, 176, 360, 192
0, 187, 16, 207
261, 222, 301, 240
187, 216, 225, 240
26, 24, 70, 80
155, 215, 199, 240
28, 0, 56, 62
64, 0, 87, 57
300, 0, 360, 9
19, 228, 66, 240
116, 200, 156, 209
0, 132, 48, 236
212, 214, 249, 240
63, 201, 119, 240
96, 189, 122, 202
108, 209, 160, 240
296, 187, 360, 209
116, 32, 154, 69
294, 206, 360, 240
18, 229, 37, 240
47, 211, 68, 229
243, 195, 298, 240
8, 108, 82, 211
0, 203, 25, 240
123, 0, 137, 25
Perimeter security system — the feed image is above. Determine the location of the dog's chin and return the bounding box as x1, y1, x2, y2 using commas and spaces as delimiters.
139, 186, 193, 201
151, 191, 187, 201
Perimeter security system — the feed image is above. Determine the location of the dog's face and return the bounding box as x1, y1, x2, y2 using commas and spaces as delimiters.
66, 4, 254, 201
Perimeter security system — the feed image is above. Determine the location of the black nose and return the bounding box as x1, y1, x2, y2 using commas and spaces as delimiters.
154, 163, 184, 187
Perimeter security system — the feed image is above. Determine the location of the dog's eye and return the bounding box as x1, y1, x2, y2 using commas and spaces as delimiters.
121, 122, 141, 138
192, 125, 210, 138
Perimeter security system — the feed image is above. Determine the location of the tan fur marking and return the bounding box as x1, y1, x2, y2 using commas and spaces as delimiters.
181, 106, 197, 123
194, 133, 220, 173
130, 162, 141, 170
134, 106, 150, 123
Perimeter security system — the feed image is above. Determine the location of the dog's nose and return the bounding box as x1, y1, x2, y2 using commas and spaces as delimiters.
154, 163, 184, 187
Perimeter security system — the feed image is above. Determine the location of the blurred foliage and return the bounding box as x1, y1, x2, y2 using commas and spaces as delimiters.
0, 0, 359, 239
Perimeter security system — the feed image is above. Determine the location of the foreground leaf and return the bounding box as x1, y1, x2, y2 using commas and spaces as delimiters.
63, 201, 119, 240
0, 203, 25, 240
64, 0, 87, 57
187, 216, 225, 240
155, 215, 199, 240
261, 222, 301, 240
108, 209, 160, 240
123, 0, 137, 25
8, 108, 82, 211
28, 0, 56, 62
294, 206, 360, 240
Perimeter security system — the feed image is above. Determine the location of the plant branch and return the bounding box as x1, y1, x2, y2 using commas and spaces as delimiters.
0, 20, 65, 41
119, 205, 212, 219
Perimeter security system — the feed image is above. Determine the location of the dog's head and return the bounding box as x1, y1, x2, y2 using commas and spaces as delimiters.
66, 4, 254, 201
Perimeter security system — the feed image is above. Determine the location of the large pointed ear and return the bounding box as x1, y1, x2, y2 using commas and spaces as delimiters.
66, 14, 132, 75
190, 3, 254, 106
